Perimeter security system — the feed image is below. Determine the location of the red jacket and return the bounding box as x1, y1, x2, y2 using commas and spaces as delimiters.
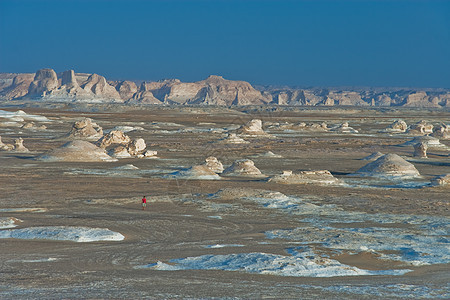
142, 198, 147, 203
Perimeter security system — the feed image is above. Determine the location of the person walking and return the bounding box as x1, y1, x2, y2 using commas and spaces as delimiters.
142, 196, 147, 210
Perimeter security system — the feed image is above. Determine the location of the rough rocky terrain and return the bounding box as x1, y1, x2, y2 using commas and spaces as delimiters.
0, 104, 449, 299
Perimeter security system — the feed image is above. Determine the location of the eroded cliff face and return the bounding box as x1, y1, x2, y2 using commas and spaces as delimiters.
0, 68, 449, 107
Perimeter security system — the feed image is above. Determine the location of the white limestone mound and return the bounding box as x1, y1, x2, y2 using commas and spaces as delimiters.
361, 152, 384, 161
251, 151, 283, 158
21, 122, 47, 130
354, 153, 420, 178
0, 136, 28, 152
330, 122, 359, 133
407, 120, 433, 135
0, 226, 124, 242
236, 119, 267, 135
204, 156, 224, 173
97, 130, 131, 149
401, 136, 446, 149
68, 118, 103, 140
216, 133, 249, 144
0, 217, 22, 229
166, 165, 221, 180
114, 164, 139, 170
13, 138, 29, 152
104, 125, 144, 134
383, 120, 407, 133
268, 170, 339, 185
0, 110, 50, 122
430, 174, 450, 186
222, 159, 265, 177
108, 146, 131, 158
431, 123, 449, 140
107, 137, 157, 159
413, 142, 428, 158
38, 140, 117, 162
0, 136, 14, 151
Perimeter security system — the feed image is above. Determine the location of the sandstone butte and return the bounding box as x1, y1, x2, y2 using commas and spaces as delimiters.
1, 68, 449, 107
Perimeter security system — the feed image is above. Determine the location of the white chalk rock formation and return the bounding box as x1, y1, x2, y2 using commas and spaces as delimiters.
108, 146, 132, 158
69, 118, 103, 140
222, 159, 265, 177
268, 170, 339, 185
355, 153, 420, 178
97, 130, 131, 149
204, 156, 224, 173
167, 165, 221, 180
127, 138, 146, 156
361, 152, 384, 161
28, 68, 59, 95
252, 151, 283, 158
216, 133, 249, 144
330, 122, 359, 133
430, 174, 450, 186
401, 136, 446, 149
13, 138, 29, 152
431, 123, 449, 140
38, 140, 117, 162
236, 119, 267, 135
384, 120, 408, 133
413, 142, 428, 158
407, 120, 433, 135
0, 136, 14, 151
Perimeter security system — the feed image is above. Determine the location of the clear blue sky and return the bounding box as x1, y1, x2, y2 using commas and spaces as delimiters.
1, 0, 449, 88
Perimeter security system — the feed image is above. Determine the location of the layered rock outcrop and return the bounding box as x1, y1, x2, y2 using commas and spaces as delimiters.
68, 118, 103, 140
268, 170, 339, 185
1, 69, 450, 107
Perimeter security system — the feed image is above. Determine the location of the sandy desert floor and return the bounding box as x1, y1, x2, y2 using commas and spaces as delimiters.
0, 104, 449, 299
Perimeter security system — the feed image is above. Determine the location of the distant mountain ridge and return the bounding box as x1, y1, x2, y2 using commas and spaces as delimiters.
0, 68, 449, 107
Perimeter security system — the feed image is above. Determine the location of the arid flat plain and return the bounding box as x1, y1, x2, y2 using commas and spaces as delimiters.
0, 105, 449, 299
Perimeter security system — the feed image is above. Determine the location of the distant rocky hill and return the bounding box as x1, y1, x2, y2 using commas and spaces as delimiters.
0, 68, 449, 107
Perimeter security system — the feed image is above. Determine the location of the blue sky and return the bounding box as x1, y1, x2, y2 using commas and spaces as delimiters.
1, 0, 449, 88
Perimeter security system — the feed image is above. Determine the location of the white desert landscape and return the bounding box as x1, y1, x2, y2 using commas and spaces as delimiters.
1, 0, 450, 298
0, 94, 449, 298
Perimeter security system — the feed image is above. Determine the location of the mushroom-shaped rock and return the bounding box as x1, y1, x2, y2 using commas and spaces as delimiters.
204, 156, 224, 173
407, 120, 433, 135
38, 140, 117, 162
13, 138, 29, 152
354, 153, 420, 178
97, 130, 131, 148
384, 120, 408, 133
431, 174, 450, 186
268, 170, 339, 185
216, 133, 249, 144
413, 142, 428, 158
166, 165, 221, 180
236, 119, 267, 135
0, 136, 14, 151
222, 159, 264, 177
69, 118, 103, 140
361, 152, 384, 161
